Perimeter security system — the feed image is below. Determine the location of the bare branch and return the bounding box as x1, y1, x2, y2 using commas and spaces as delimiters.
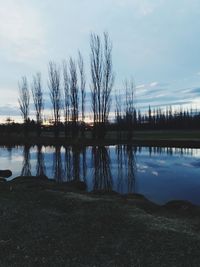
78, 51, 86, 123
18, 76, 30, 123
31, 72, 44, 124
90, 32, 114, 135
69, 57, 79, 125
48, 61, 61, 136
63, 60, 70, 124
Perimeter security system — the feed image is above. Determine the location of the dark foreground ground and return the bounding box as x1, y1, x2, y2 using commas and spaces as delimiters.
0, 176, 200, 267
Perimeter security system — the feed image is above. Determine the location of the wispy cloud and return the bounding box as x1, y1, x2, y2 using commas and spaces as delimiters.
0, 0, 46, 63
0, 105, 19, 116
114, 0, 161, 16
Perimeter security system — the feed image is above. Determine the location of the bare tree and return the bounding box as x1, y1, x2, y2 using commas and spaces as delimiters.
125, 78, 135, 117
115, 89, 123, 140
90, 33, 102, 133
115, 90, 122, 120
18, 76, 30, 123
63, 60, 70, 136
48, 61, 62, 137
69, 57, 79, 135
31, 72, 44, 136
102, 32, 114, 124
18, 76, 30, 135
90, 32, 114, 138
78, 51, 86, 135
124, 78, 136, 138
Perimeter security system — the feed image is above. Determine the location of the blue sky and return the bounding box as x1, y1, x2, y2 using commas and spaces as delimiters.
1, 0, 200, 121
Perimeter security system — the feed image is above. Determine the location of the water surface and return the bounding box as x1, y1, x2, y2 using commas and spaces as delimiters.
1, 145, 200, 205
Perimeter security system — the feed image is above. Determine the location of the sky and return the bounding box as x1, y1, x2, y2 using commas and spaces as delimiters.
1, 0, 200, 122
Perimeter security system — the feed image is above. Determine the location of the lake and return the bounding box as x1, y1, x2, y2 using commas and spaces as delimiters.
1, 145, 200, 205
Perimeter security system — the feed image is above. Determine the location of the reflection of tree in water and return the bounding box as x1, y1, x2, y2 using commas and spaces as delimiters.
149, 146, 152, 157
21, 145, 31, 176
81, 147, 87, 182
72, 146, 80, 181
92, 146, 112, 191
116, 145, 137, 194
64, 146, 72, 181
124, 145, 136, 194
36, 145, 46, 176
148, 146, 195, 158
64, 146, 87, 182
53, 146, 64, 182
6, 146, 13, 161
166, 147, 173, 156
116, 145, 124, 193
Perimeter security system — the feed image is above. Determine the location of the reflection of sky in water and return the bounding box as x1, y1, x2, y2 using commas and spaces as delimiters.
1, 146, 200, 205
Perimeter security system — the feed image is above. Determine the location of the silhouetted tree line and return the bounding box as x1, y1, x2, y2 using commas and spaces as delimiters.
114, 105, 200, 131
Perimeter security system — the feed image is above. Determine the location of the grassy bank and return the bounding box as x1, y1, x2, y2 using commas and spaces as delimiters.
0, 176, 200, 266
0, 130, 200, 147
133, 130, 200, 140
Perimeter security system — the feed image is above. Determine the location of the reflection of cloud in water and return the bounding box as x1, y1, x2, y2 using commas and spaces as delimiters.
181, 163, 193, 168
175, 161, 200, 168
145, 162, 164, 168
190, 161, 200, 168
11, 155, 24, 161
190, 150, 200, 159
42, 147, 55, 154
152, 171, 159, 176
157, 160, 165, 164
137, 164, 148, 174
138, 169, 146, 173
137, 164, 148, 169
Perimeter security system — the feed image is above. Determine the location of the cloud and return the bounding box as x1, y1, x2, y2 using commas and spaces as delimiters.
114, 0, 160, 16
136, 81, 167, 92
136, 84, 146, 89
0, 105, 19, 116
113, 79, 200, 112
189, 87, 200, 94
0, 0, 46, 63
150, 81, 159, 87
135, 80, 200, 111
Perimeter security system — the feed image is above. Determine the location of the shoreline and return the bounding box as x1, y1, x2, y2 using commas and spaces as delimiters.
3, 175, 200, 211
0, 135, 200, 148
